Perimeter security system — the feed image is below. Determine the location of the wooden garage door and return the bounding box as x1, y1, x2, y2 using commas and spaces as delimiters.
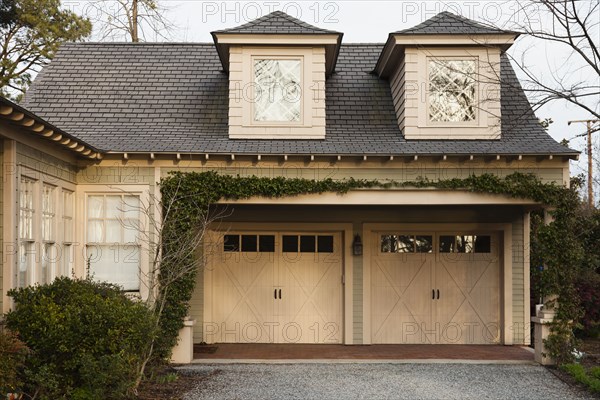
371, 232, 500, 344
208, 232, 343, 343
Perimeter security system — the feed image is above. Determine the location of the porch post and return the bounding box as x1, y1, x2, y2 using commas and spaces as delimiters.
531, 207, 556, 365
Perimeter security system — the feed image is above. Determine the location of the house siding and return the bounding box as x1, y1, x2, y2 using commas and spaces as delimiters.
352, 221, 363, 344
512, 214, 526, 344
17, 143, 78, 184
68, 160, 561, 344
150, 161, 565, 185
390, 54, 406, 132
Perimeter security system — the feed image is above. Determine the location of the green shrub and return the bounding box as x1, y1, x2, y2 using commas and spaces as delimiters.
0, 329, 28, 395
575, 270, 600, 338
562, 363, 600, 394
6, 277, 157, 399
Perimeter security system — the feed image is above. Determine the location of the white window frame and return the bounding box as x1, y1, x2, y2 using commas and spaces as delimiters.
251, 56, 304, 125
408, 47, 501, 140
16, 166, 76, 288
228, 46, 326, 139
41, 183, 57, 285
61, 189, 75, 277
426, 56, 479, 126
77, 185, 150, 298
18, 175, 37, 288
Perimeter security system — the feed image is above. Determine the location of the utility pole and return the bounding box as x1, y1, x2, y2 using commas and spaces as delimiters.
568, 119, 600, 208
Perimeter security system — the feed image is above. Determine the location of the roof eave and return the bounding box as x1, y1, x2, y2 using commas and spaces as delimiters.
103, 151, 580, 162
211, 32, 344, 76
0, 97, 104, 160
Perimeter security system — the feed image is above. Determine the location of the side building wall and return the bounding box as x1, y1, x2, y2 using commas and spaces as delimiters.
69, 156, 565, 344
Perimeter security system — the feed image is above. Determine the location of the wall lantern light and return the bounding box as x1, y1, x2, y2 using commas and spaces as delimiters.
352, 234, 363, 256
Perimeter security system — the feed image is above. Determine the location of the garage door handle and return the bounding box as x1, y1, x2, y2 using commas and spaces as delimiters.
274, 289, 277, 299
279, 289, 282, 299
432, 289, 435, 300
437, 289, 440, 300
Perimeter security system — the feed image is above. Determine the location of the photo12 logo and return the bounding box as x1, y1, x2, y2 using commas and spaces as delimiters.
200, 1, 340, 24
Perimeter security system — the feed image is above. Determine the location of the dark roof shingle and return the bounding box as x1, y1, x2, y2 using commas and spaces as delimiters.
22, 42, 572, 155
212, 10, 340, 35
394, 11, 514, 35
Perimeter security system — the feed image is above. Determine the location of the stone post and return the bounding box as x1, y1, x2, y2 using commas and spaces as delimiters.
531, 301, 556, 365
170, 318, 196, 364
531, 208, 557, 365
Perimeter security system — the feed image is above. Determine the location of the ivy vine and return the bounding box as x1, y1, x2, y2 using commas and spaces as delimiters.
155, 170, 583, 363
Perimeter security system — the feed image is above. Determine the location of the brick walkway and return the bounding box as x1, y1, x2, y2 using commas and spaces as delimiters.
194, 344, 534, 361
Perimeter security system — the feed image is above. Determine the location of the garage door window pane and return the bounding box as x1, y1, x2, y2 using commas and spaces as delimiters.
259, 235, 275, 252
300, 235, 316, 253
381, 235, 394, 253
396, 235, 414, 253
415, 236, 433, 253
224, 235, 239, 252
241, 235, 258, 252
282, 235, 298, 252
456, 235, 474, 253
317, 236, 334, 253
474, 235, 491, 253
439, 236, 455, 253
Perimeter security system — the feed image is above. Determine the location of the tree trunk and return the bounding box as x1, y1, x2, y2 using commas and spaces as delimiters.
132, 0, 139, 42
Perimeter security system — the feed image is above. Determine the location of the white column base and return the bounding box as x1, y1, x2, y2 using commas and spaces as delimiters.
170, 318, 196, 364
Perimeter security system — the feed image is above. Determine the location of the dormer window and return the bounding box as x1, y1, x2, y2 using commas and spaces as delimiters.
254, 58, 302, 123
428, 58, 477, 123
211, 10, 342, 139
373, 11, 518, 140
226, 47, 327, 139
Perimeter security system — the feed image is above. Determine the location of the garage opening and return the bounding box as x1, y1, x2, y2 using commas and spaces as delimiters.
371, 232, 500, 344
205, 231, 343, 344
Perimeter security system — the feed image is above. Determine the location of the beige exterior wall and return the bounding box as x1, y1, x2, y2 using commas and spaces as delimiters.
146, 158, 566, 185
17, 143, 78, 184
77, 157, 561, 344
2, 152, 552, 343
391, 47, 502, 140
390, 54, 406, 133
228, 46, 326, 139
512, 214, 528, 344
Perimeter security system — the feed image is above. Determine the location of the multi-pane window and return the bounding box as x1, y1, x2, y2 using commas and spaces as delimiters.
41, 185, 56, 284
439, 235, 491, 253
381, 235, 433, 253
254, 59, 302, 122
224, 234, 275, 252
86, 194, 141, 291
18, 177, 36, 287
282, 235, 334, 253
61, 190, 75, 277
428, 59, 477, 122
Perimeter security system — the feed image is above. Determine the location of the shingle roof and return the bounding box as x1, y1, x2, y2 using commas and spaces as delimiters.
22, 42, 573, 156
394, 11, 514, 35
212, 10, 340, 35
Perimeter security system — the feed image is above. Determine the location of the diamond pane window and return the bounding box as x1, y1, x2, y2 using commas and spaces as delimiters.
254, 59, 301, 122
429, 59, 477, 122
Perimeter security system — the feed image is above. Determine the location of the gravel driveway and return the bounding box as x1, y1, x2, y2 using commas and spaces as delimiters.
178, 363, 592, 399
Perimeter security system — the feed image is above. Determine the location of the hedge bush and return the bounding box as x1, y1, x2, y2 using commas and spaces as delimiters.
5, 277, 157, 399
576, 270, 600, 338
0, 329, 28, 396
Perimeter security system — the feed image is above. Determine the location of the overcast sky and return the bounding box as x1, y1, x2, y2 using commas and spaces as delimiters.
63, 0, 599, 182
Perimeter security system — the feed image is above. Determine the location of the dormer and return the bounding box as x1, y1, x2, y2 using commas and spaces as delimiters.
375, 12, 519, 140
212, 11, 343, 139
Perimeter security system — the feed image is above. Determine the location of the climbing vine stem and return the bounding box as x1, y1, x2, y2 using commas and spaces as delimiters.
156, 171, 583, 363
